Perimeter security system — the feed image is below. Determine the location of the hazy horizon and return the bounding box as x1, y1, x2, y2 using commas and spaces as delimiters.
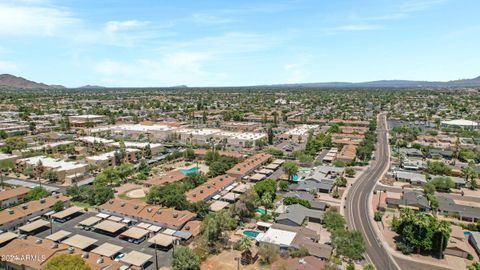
0, 0, 479, 87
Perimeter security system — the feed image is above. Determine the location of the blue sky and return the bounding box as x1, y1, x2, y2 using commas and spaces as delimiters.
0, 0, 479, 87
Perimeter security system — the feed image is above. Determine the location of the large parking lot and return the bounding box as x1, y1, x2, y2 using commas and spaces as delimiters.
35, 210, 173, 269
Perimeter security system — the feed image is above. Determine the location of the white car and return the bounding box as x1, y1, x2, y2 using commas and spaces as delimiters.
114, 253, 125, 262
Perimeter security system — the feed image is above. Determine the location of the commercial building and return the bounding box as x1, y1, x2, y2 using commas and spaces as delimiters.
69, 114, 108, 127
441, 119, 479, 129
282, 125, 319, 142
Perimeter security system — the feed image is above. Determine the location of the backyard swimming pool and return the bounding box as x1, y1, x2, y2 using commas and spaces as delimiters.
243, 230, 260, 238
255, 208, 271, 215
465, 231, 472, 238
179, 167, 200, 174
291, 175, 300, 181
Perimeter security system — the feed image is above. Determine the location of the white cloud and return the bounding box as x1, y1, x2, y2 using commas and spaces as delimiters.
105, 20, 150, 35
0, 3, 79, 36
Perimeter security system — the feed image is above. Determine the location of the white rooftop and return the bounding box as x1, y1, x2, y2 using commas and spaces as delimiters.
115, 124, 176, 132
77, 136, 114, 144
256, 228, 297, 246
441, 119, 479, 127
18, 156, 87, 171
285, 125, 319, 136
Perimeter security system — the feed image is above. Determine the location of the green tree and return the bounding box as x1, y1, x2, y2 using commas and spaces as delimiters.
258, 243, 279, 264
282, 161, 298, 181
278, 180, 289, 191
283, 197, 311, 208
430, 177, 455, 192
172, 246, 200, 270
423, 182, 436, 195
363, 263, 376, 270
44, 254, 91, 270
323, 210, 346, 232
26, 186, 49, 200
52, 200, 65, 212
331, 229, 365, 261
345, 168, 356, 177
254, 178, 277, 199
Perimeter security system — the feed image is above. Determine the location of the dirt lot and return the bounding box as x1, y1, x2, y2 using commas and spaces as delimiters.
201, 250, 269, 270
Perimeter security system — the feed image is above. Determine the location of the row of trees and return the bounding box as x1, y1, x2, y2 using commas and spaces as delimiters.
392, 208, 451, 257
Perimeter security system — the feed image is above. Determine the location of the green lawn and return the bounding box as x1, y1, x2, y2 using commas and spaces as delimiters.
71, 201, 92, 208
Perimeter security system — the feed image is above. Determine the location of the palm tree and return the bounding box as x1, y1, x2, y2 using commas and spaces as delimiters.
237, 236, 252, 264
436, 220, 451, 259
260, 193, 272, 216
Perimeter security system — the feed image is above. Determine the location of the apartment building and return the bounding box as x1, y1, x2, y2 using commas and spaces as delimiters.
86, 148, 140, 168
0, 194, 70, 231
98, 198, 196, 230
226, 153, 272, 179
185, 174, 236, 203
16, 156, 88, 184
0, 187, 30, 208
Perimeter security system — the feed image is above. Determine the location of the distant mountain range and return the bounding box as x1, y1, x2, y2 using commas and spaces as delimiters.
264, 75, 480, 88
0, 74, 65, 89
1, 73, 480, 89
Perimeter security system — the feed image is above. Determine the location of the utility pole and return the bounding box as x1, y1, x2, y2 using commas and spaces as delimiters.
154, 240, 158, 270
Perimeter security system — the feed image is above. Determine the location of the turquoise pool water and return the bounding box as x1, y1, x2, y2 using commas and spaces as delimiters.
464, 231, 472, 238
291, 175, 300, 181
180, 167, 200, 174
255, 208, 271, 215
243, 230, 260, 238
299, 169, 311, 173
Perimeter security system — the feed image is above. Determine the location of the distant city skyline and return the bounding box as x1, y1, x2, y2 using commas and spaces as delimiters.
0, 0, 479, 87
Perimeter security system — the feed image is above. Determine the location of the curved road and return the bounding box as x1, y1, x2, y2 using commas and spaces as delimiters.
345, 113, 452, 270
345, 113, 399, 270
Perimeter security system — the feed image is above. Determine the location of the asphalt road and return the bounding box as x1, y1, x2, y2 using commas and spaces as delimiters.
345, 114, 453, 270
345, 113, 400, 270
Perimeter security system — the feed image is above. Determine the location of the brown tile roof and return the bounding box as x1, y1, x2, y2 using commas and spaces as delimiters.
145, 170, 185, 186
337, 144, 357, 161
0, 235, 122, 270
98, 198, 196, 229
185, 174, 236, 203
0, 187, 30, 201
181, 220, 202, 237
226, 153, 272, 178
0, 194, 70, 226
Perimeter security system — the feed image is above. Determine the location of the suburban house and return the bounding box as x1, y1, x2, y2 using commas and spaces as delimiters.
386, 191, 431, 211
393, 171, 427, 185
276, 204, 324, 226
